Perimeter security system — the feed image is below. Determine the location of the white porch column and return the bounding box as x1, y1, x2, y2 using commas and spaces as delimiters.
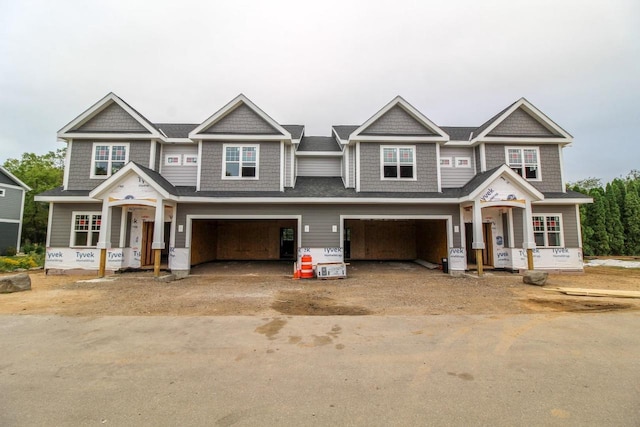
522, 200, 536, 270
152, 198, 165, 276
96, 200, 112, 277
472, 200, 485, 276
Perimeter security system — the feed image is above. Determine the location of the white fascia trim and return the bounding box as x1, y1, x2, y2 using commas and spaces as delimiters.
185, 214, 302, 248
462, 164, 545, 202
196, 140, 202, 191
444, 140, 473, 146
479, 137, 571, 144
63, 139, 72, 190
576, 204, 583, 248
176, 196, 462, 204
59, 132, 158, 140
189, 94, 292, 139
533, 198, 593, 205
0, 218, 21, 224
46, 202, 53, 247
349, 96, 449, 140
164, 138, 194, 143
352, 136, 448, 143
58, 93, 162, 138
340, 214, 455, 250
0, 166, 31, 191
34, 196, 96, 203
279, 141, 285, 192
295, 151, 344, 157
436, 143, 442, 192
332, 128, 348, 145
194, 134, 286, 141
0, 183, 28, 191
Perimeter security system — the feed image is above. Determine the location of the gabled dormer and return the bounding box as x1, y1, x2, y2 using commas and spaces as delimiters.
189, 95, 293, 192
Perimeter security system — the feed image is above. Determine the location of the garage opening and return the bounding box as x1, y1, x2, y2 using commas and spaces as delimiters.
343, 219, 447, 264
190, 219, 298, 265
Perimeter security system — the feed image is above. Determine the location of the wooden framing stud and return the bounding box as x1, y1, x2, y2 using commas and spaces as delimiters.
475, 249, 484, 276
527, 248, 534, 270
98, 248, 107, 278
154, 249, 161, 277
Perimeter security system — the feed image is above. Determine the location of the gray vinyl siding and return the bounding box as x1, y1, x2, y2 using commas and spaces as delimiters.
0, 222, 19, 254
66, 140, 152, 190
359, 143, 438, 192
174, 203, 461, 249
511, 205, 578, 248
160, 145, 198, 186
0, 186, 24, 220
202, 104, 281, 135
0, 171, 17, 185
154, 142, 162, 170
49, 203, 121, 247
533, 204, 579, 248
76, 102, 148, 133
484, 143, 563, 192
199, 142, 281, 191
297, 157, 342, 177
488, 108, 558, 137
284, 145, 292, 187
361, 106, 436, 136
440, 147, 475, 188
348, 145, 355, 188
474, 146, 482, 172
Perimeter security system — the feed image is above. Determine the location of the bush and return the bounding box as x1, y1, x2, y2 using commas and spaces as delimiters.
22, 243, 34, 254
35, 245, 45, 255
0, 255, 39, 271
5, 247, 17, 256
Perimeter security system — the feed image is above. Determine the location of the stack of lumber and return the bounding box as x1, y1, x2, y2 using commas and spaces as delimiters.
544, 287, 640, 298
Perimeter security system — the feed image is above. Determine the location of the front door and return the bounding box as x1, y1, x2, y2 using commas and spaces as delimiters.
141, 221, 154, 266
465, 222, 494, 267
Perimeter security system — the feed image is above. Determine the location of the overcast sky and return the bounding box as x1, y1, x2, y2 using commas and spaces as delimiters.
1, 0, 638, 183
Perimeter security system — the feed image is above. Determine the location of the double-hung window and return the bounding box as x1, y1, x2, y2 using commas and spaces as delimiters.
532, 214, 563, 247
224, 145, 258, 178
71, 212, 101, 247
506, 147, 540, 180
92, 143, 129, 178
381, 146, 416, 179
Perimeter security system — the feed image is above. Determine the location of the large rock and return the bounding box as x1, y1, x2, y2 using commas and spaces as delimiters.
523, 270, 548, 286
0, 273, 31, 293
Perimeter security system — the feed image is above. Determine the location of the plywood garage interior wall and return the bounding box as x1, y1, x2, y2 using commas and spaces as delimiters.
345, 219, 447, 263
190, 219, 297, 265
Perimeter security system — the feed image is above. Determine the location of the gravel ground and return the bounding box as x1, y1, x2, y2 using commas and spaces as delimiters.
1, 261, 639, 316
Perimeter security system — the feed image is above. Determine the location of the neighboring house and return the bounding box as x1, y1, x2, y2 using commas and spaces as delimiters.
0, 166, 31, 255
35, 92, 591, 276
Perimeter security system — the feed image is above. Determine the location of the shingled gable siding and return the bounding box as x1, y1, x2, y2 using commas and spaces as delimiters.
284, 145, 292, 187
76, 102, 149, 133
173, 203, 462, 249
359, 143, 438, 192
361, 106, 436, 136
66, 140, 152, 191
488, 108, 559, 136
484, 144, 563, 192
474, 146, 482, 172
0, 186, 24, 220
48, 203, 121, 247
202, 104, 281, 135
348, 145, 355, 188
199, 142, 281, 191
440, 146, 475, 188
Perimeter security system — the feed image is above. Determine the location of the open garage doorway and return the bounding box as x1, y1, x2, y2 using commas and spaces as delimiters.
189, 218, 298, 266
342, 218, 449, 265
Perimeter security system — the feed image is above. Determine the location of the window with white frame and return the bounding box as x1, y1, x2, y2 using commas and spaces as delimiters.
184, 155, 198, 166
0, 188, 4, 197
440, 157, 452, 167
92, 143, 129, 178
164, 154, 181, 166
455, 157, 471, 168
224, 145, 258, 178
71, 212, 102, 247
532, 214, 563, 247
506, 147, 540, 180
381, 146, 416, 179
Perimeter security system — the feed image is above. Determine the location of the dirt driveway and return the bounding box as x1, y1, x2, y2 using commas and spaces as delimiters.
1, 262, 639, 316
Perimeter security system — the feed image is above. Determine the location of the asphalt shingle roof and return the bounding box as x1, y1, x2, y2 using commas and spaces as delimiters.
332, 125, 359, 140
298, 136, 341, 152
154, 123, 198, 138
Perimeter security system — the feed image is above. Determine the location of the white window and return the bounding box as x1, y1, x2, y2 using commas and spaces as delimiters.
455, 157, 471, 168
0, 188, 4, 197
532, 214, 563, 247
506, 147, 540, 180
71, 212, 101, 247
440, 157, 452, 168
165, 155, 181, 166
381, 146, 416, 180
184, 155, 198, 166
223, 145, 258, 179
91, 143, 129, 178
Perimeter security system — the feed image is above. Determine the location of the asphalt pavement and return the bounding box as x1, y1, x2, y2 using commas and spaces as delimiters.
1, 312, 639, 426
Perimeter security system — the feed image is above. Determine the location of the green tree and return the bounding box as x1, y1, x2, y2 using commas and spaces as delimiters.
586, 188, 610, 255
623, 181, 640, 255
604, 183, 625, 254
3, 149, 66, 245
